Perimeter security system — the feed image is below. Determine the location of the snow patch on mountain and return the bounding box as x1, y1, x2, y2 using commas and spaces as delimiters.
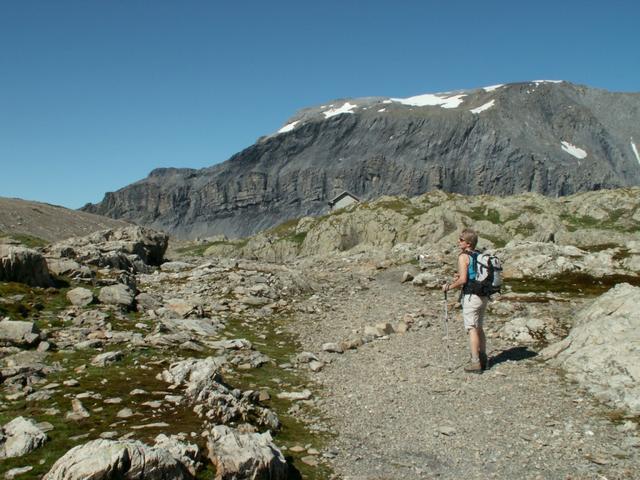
470, 100, 495, 114
631, 139, 640, 164
392, 92, 466, 109
533, 80, 563, 85
323, 102, 357, 118
278, 121, 299, 134
561, 141, 588, 159
483, 84, 504, 92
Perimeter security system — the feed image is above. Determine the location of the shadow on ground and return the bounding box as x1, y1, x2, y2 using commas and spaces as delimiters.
490, 346, 537, 368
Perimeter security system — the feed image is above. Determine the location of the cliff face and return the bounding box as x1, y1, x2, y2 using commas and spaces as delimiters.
83, 81, 640, 238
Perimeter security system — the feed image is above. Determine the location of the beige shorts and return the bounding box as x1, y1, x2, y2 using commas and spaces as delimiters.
461, 294, 489, 331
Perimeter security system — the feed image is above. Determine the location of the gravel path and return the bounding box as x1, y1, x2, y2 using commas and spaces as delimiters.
292, 259, 640, 480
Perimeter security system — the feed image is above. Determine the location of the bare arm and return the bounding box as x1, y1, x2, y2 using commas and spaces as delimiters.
442, 254, 469, 292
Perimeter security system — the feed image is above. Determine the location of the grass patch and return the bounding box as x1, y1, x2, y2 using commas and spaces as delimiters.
561, 209, 638, 233
0, 232, 48, 249
222, 314, 332, 479
464, 206, 502, 224
0, 282, 70, 326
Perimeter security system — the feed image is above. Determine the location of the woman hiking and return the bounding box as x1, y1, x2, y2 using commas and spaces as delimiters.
442, 228, 489, 373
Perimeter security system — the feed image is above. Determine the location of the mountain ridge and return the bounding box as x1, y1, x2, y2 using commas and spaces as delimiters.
83, 81, 640, 239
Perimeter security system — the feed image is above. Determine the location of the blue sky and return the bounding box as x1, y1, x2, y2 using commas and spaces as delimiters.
1, 0, 638, 209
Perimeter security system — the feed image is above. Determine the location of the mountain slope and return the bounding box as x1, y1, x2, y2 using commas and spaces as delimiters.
83, 81, 640, 239
0, 197, 129, 244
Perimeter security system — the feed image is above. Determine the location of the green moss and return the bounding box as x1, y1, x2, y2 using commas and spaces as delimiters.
561, 209, 638, 233
464, 206, 502, 224
0, 232, 48, 248
0, 282, 70, 327
365, 199, 424, 219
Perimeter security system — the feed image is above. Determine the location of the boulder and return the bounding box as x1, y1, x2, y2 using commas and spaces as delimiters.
541, 283, 640, 415
45, 226, 168, 274
98, 284, 135, 309
66, 287, 94, 307
0, 245, 52, 287
0, 416, 48, 459
43, 439, 195, 479
0, 320, 40, 347
206, 426, 287, 480
91, 351, 124, 367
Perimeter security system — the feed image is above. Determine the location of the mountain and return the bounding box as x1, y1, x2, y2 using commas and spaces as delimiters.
0, 196, 129, 244
83, 81, 640, 239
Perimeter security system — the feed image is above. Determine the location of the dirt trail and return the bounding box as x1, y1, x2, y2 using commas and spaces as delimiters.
292, 261, 639, 480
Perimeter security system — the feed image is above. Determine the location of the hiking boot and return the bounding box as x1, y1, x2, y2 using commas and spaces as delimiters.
480, 352, 489, 371
464, 361, 482, 374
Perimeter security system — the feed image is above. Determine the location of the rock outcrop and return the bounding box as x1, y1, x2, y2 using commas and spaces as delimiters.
43, 438, 197, 479
84, 82, 640, 239
205, 425, 288, 480
44, 225, 168, 274
0, 245, 52, 287
541, 283, 640, 415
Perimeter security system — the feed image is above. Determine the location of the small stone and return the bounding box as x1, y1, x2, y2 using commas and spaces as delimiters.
117, 408, 134, 418
104, 397, 122, 404
301, 456, 319, 467
289, 445, 305, 453
277, 390, 312, 401
130, 389, 147, 395
142, 400, 163, 408
63, 379, 80, 387
258, 390, 271, 402
4, 466, 34, 479
99, 431, 119, 439
321, 343, 343, 353
308, 361, 324, 372
438, 426, 457, 436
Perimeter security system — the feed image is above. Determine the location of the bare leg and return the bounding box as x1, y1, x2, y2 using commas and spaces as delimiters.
468, 327, 480, 361
478, 326, 486, 356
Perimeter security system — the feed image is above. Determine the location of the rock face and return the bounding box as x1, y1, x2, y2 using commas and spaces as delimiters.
84, 81, 640, 238
0, 245, 52, 287
541, 283, 640, 415
43, 439, 195, 479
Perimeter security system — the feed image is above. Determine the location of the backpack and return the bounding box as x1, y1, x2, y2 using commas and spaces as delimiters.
464, 251, 503, 296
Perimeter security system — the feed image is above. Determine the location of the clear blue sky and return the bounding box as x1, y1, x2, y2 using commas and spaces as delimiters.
1, 0, 638, 209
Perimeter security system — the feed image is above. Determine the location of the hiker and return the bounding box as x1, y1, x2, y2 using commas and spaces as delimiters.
442, 228, 488, 373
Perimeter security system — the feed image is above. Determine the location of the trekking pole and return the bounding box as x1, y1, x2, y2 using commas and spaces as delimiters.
443, 288, 452, 372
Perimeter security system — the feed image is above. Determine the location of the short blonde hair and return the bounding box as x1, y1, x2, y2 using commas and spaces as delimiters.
460, 228, 478, 248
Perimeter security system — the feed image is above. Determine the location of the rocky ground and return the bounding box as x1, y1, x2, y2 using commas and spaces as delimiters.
2, 187, 640, 479
289, 256, 640, 480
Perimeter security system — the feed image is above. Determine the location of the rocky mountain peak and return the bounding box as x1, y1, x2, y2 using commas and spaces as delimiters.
83, 81, 640, 239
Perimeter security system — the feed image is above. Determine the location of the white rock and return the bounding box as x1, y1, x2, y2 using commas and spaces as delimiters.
206, 426, 288, 480
541, 283, 640, 415
0, 417, 47, 459
42, 439, 191, 479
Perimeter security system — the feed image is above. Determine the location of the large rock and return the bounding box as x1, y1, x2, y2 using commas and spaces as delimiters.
0, 416, 48, 459
0, 245, 52, 287
45, 226, 168, 273
541, 283, 640, 415
159, 357, 279, 430
99, 284, 136, 308
43, 439, 195, 479
67, 287, 94, 306
0, 320, 40, 347
206, 426, 287, 480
